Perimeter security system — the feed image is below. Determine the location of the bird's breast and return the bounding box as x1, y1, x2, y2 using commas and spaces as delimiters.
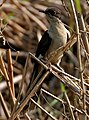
45, 24, 67, 64
47, 26, 67, 51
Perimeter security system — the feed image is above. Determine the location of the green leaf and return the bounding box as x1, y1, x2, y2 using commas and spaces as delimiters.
60, 83, 65, 92
75, 0, 82, 13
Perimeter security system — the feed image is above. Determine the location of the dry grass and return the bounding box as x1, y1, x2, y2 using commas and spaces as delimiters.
0, 0, 89, 120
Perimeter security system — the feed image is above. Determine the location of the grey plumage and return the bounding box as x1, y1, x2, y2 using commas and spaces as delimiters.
25, 7, 70, 110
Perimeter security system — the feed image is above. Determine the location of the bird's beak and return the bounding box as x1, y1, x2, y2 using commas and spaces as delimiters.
39, 9, 45, 14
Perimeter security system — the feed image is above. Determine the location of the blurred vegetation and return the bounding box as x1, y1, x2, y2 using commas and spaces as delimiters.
0, 0, 89, 120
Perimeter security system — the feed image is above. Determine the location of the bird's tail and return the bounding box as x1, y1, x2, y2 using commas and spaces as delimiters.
28, 61, 39, 89
24, 60, 46, 111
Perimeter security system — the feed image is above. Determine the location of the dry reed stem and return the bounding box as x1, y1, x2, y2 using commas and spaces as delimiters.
29, 53, 89, 100
70, 0, 87, 119
0, 56, 20, 120
64, 92, 75, 120
0, 56, 15, 104
0, 91, 10, 119
10, 71, 50, 120
0, 56, 9, 81
6, 49, 15, 97
41, 88, 83, 114
51, 65, 89, 87
31, 98, 58, 120
29, 53, 80, 94
78, 13, 89, 54
11, 54, 29, 116
9, 52, 89, 119
10, 0, 47, 31
0, 1, 88, 119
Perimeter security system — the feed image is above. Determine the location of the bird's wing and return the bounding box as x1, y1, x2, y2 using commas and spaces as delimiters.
29, 30, 52, 87
36, 30, 52, 57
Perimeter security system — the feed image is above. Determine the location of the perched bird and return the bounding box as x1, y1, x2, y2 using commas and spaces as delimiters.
31, 7, 70, 83
26, 7, 70, 110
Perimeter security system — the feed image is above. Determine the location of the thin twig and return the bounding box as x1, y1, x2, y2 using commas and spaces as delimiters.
0, 56, 15, 105
41, 88, 65, 104
10, 70, 50, 120
11, 54, 29, 115
29, 53, 89, 99
0, 56, 20, 120
78, 13, 89, 53
51, 65, 89, 87
6, 49, 15, 97
0, 91, 10, 119
24, 113, 31, 120
41, 88, 83, 114
31, 98, 57, 120
64, 92, 75, 120
30, 52, 89, 87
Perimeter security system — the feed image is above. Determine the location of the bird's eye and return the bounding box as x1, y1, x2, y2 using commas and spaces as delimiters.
45, 9, 56, 16
49, 10, 56, 16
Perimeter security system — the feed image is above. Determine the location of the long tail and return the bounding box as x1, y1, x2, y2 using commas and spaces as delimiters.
27, 60, 39, 91
27, 60, 46, 91
24, 61, 46, 111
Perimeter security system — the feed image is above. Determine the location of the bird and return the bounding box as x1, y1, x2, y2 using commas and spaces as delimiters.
25, 7, 70, 110
31, 7, 70, 82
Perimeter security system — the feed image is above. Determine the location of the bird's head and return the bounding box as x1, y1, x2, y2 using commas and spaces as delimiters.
39, 7, 62, 24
